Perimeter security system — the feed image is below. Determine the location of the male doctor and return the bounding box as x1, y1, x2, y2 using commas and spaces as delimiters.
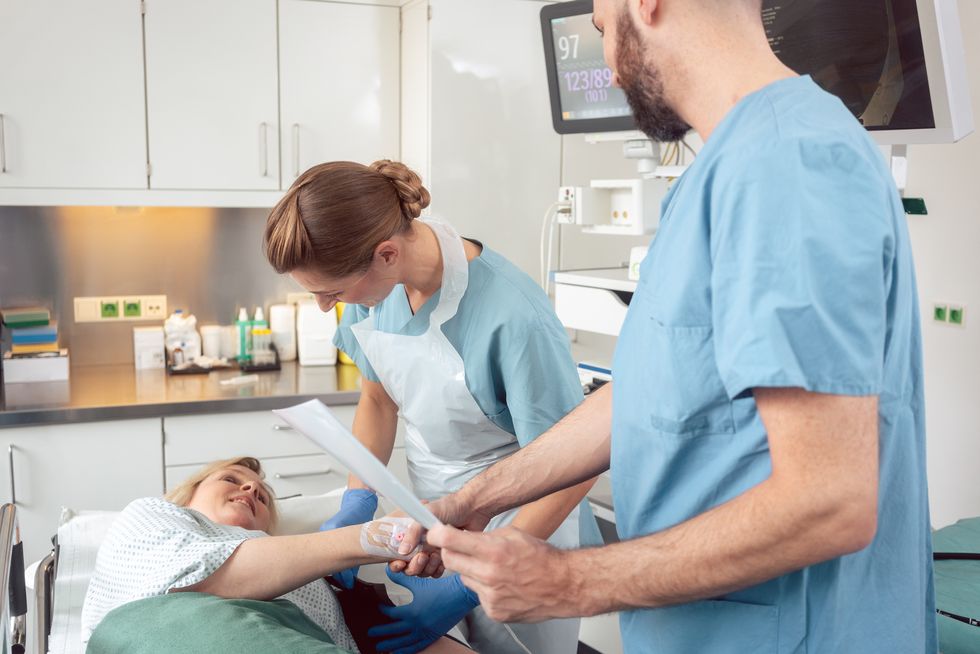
405, 0, 937, 651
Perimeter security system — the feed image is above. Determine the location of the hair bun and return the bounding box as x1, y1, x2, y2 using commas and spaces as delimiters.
370, 159, 431, 220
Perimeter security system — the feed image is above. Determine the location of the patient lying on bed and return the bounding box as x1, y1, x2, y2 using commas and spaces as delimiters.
80, 456, 466, 653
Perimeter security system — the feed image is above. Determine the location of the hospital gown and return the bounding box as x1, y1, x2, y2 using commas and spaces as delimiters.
80, 497, 359, 652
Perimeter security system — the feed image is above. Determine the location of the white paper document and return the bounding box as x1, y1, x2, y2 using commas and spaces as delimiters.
273, 399, 442, 529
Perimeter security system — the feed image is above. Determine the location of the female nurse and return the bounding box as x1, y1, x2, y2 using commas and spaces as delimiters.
264, 160, 599, 654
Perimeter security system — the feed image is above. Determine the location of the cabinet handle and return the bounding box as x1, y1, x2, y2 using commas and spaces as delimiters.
8, 445, 16, 505
259, 122, 268, 177
272, 424, 293, 431
0, 114, 7, 174
292, 123, 300, 179
274, 468, 332, 480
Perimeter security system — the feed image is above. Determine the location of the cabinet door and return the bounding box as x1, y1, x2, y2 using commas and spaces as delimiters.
279, 0, 400, 184
0, 419, 164, 564
143, 0, 280, 190
0, 0, 147, 189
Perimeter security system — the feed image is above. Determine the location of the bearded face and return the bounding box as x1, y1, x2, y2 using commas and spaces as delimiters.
615, 9, 691, 142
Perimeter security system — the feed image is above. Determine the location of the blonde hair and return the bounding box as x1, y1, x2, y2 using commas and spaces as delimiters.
165, 456, 279, 530
264, 159, 431, 278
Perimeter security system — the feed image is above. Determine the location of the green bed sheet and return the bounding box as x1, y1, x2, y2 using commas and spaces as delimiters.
87, 592, 354, 654
934, 517, 980, 654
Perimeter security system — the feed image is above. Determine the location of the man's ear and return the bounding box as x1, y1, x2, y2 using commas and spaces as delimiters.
636, 0, 658, 27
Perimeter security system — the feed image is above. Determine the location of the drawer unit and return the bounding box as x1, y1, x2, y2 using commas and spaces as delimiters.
553, 268, 636, 337
166, 453, 348, 499
163, 406, 358, 466
554, 283, 631, 336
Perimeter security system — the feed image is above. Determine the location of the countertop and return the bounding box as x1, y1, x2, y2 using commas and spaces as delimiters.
0, 361, 362, 428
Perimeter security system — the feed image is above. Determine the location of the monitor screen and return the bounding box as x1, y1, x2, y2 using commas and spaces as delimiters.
763, 0, 935, 132
541, 0, 635, 135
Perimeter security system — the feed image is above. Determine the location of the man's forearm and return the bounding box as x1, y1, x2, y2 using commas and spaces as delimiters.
461, 384, 613, 519
567, 474, 875, 617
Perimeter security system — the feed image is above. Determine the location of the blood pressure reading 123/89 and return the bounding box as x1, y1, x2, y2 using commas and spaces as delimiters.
551, 14, 631, 121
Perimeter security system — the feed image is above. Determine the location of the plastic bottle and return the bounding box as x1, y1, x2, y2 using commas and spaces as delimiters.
252, 306, 269, 330
236, 308, 252, 362
164, 309, 202, 364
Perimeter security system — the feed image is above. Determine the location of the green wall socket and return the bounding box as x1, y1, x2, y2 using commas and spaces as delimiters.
124, 300, 142, 318
100, 300, 119, 319
949, 306, 965, 326
934, 305, 948, 322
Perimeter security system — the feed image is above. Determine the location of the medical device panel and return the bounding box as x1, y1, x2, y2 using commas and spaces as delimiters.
540, 0, 635, 135
762, 0, 972, 144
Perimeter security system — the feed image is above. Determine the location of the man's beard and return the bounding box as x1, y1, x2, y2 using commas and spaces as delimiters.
616, 11, 691, 142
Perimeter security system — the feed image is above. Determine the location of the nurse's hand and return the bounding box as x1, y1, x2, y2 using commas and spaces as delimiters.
425, 523, 575, 623
389, 492, 494, 575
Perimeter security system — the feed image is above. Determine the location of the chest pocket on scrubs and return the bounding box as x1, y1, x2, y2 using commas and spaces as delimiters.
642, 296, 734, 437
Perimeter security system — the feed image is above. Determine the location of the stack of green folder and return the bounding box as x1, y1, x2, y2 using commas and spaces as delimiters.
1, 306, 51, 329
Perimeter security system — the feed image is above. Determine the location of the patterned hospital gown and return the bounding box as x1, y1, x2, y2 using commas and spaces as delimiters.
80, 497, 359, 652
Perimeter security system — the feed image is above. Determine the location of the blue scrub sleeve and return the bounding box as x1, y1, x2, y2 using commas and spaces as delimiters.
493, 319, 584, 447
709, 139, 893, 399
333, 304, 380, 383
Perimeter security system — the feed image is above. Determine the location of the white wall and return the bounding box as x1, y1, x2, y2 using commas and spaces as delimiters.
908, 0, 980, 529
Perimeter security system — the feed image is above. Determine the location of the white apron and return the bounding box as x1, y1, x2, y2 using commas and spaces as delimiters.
350, 220, 580, 654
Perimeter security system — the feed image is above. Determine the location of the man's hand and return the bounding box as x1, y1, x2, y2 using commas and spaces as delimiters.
425, 524, 580, 623
389, 492, 495, 575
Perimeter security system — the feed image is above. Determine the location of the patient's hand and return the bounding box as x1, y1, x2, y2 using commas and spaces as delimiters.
361, 516, 444, 577
391, 492, 491, 576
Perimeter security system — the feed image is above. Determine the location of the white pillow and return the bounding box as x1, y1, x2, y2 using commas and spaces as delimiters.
273, 487, 347, 536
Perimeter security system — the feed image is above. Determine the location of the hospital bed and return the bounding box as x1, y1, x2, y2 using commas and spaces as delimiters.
0, 503, 28, 654
26, 491, 426, 654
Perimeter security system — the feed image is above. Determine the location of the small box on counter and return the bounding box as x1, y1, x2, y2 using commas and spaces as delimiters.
133, 326, 166, 370
2, 349, 70, 383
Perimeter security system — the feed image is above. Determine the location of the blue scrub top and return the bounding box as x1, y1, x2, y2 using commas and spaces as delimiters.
335, 239, 602, 546
611, 76, 935, 653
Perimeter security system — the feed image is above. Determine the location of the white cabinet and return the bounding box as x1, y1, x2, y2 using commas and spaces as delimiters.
0, 419, 164, 564
0, 0, 147, 189
143, 0, 281, 191
163, 406, 410, 500
279, 0, 400, 184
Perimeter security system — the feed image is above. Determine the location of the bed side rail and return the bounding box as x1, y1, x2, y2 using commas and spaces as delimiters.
0, 503, 27, 653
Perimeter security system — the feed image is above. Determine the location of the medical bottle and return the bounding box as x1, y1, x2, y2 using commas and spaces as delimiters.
252, 306, 269, 330
236, 308, 252, 363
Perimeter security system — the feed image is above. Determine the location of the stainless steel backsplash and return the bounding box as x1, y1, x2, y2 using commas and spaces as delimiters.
0, 206, 297, 366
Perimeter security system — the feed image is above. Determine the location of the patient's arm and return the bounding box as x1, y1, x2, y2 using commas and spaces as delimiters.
176, 524, 394, 600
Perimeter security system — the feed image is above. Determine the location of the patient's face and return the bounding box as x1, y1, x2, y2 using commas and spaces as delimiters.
187, 465, 274, 532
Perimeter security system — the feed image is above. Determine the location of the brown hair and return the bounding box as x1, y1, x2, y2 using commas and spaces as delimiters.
164, 456, 279, 530
264, 160, 431, 278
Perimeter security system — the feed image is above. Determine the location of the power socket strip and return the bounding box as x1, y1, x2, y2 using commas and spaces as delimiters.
74, 295, 168, 323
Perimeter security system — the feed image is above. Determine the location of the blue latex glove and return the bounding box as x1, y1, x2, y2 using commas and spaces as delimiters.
367, 568, 480, 654
319, 488, 378, 589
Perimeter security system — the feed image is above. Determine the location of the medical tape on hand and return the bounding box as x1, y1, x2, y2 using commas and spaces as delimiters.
360, 517, 421, 561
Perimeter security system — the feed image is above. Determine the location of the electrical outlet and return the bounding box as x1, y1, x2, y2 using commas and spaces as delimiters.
74, 295, 167, 323
949, 305, 966, 326
123, 299, 142, 318
142, 295, 167, 319
100, 300, 119, 319
933, 303, 948, 322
